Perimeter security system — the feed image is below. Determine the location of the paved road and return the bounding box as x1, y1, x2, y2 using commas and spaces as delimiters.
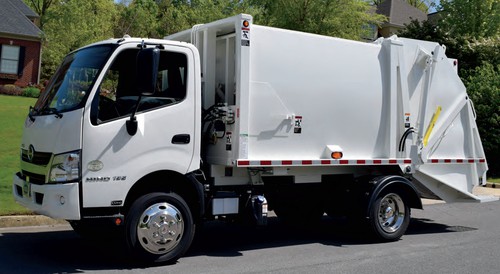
1, 200, 500, 274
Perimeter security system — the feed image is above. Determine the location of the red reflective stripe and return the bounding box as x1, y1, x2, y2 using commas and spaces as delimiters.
240, 159, 421, 166
239, 160, 250, 166
427, 159, 486, 164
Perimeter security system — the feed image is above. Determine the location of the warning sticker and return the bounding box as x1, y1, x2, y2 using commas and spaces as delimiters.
405, 113, 411, 128
226, 131, 232, 151
241, 19, 250, 46
294, 116, 302, 134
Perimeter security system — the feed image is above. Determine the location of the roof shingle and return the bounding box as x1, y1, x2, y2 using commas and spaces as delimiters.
0, 0, 42, 39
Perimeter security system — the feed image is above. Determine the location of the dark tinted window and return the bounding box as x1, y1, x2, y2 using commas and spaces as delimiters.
93, 48, 187, 124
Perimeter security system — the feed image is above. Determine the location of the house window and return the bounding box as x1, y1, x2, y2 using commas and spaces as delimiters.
1, 45, 21, 74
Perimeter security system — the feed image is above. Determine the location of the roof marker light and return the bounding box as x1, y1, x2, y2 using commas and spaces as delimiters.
331, 151, 343, 159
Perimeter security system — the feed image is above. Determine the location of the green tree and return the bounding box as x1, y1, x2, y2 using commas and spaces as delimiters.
114, 0, 259, 38
440, 0, 500, 38
399, 20, 500, 75
24, 0, 54, 29
464, 64, 500, 176
40, 0, 117, 79
154, 0, 260, 37
115, 0, 160, 38
368, 0, 436, 13
251, 0, 386, 40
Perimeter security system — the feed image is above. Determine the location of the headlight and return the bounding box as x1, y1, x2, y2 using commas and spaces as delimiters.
49, 151, 81, 183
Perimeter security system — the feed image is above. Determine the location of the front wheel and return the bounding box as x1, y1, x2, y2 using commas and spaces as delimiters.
125, 192, 195, 264
369, 192, 410, 241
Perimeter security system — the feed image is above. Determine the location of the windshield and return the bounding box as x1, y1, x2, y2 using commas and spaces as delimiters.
34, 45, 115, 115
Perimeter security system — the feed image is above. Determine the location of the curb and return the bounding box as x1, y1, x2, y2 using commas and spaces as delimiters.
485, 183, 499, 189
0, 215, 67, 228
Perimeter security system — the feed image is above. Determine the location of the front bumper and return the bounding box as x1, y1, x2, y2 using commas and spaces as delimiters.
13, 172, 80, 220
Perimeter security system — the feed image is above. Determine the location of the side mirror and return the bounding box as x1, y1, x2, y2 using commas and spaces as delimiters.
136, 48, 160, 95
126, 47, 160, 136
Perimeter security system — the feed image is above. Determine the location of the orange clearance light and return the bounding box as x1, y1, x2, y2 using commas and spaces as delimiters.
115, 218, 122, 226
243, 20, 250, 28
331, 151, 343, 159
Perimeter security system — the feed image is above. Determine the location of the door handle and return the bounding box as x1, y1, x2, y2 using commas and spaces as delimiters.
172, 134, 190, 144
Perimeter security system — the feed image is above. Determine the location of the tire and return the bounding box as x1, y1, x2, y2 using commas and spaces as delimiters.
125, 192, 195, 264
369, 192, 410, 241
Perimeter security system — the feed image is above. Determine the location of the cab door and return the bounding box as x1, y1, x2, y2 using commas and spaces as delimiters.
81, 43, 197, 208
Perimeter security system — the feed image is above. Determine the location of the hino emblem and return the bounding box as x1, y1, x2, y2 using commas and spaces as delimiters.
27, 145, 35, 162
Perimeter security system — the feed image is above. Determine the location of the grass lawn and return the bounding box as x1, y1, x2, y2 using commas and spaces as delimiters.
490, 177, 500, 184
0, 95, 36, 215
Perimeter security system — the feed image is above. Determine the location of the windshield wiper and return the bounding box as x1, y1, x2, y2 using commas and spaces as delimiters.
40, 107, 63, 119
28, 106, 36, 122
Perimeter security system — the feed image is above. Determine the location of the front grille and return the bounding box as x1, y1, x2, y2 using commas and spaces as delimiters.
22, 171, 46, 185
21, 149, 52, 166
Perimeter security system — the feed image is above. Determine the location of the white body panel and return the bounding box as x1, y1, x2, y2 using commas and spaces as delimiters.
167, 14, 491, 203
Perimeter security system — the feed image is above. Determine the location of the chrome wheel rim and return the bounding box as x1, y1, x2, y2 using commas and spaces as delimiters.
137, 202, 184, 255
377, 193, 405, 233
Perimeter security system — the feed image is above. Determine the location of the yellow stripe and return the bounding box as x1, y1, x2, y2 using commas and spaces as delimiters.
423, 106, 442, 147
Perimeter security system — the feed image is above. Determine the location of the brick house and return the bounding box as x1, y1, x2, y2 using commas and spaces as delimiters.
0, 0, 42, 87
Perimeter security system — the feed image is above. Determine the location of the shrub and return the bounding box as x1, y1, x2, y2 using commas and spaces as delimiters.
0, 84, 23, 96
465, 63, 500, 176
22, 87, 41, 98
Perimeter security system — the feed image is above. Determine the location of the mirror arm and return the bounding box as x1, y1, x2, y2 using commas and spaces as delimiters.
126, 94, 143, 136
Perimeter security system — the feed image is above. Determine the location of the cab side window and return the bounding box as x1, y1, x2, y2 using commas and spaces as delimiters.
92, 48, 187, 125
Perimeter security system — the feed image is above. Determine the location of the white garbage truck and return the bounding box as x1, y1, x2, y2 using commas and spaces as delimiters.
13, 14, 495, 263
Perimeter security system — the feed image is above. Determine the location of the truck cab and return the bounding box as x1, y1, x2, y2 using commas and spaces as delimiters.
13, 38, 203, 262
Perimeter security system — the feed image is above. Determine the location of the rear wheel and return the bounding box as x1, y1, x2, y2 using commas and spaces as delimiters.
369, 192, 410, 241
125, 192, 194, 263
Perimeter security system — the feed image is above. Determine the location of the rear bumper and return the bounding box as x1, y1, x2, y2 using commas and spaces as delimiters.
13, 172, 80, 220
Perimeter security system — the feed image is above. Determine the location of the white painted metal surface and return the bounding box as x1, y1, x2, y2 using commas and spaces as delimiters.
167, 14, 490, 203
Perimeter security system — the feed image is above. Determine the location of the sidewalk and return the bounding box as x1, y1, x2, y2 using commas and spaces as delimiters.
1, 186, 499, 229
